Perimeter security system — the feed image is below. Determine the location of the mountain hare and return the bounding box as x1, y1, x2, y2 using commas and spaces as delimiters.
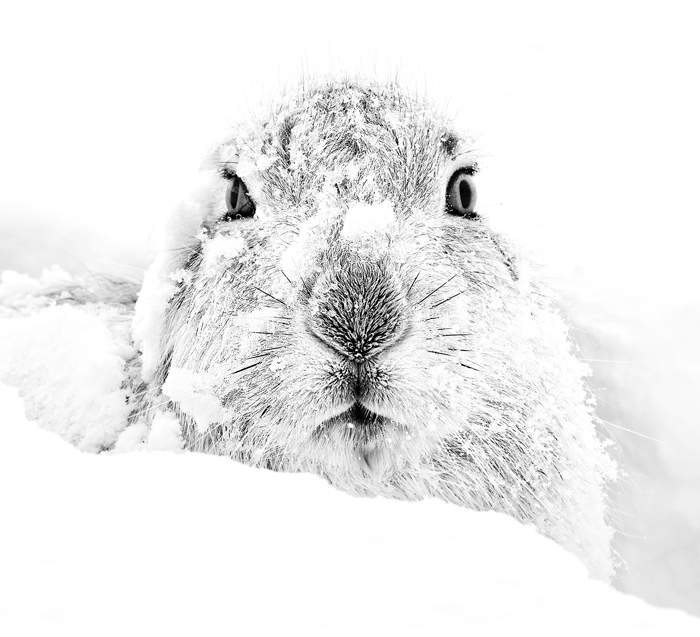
2, 80, 617, 580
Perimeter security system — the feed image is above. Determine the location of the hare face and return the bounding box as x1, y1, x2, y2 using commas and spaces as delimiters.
160, 84, 525, 472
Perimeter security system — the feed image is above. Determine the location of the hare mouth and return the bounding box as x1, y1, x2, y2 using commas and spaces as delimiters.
319, 402, 388, 433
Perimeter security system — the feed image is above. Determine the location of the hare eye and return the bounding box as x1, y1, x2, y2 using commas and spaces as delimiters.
446, 170, 477, 217
225, 175, 256, 220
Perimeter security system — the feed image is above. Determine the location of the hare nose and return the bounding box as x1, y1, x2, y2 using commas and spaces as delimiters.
309, 256, 406, 363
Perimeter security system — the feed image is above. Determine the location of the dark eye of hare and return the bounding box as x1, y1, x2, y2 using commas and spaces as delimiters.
446, 170, 477, 218
224, 174, 256, 220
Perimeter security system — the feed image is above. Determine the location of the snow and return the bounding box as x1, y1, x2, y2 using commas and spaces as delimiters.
133, 172, 222, 381
341, 200, 396, 239
279, 208, 336, 287
1, 383, 698, 637
0, 301, 133, 452
1, 0, 698, 621
201, 232, 247, 269
0, 271, 41, 302
0, 267, 82, 310
161, 367, 228, 434
145, 410, 184, 451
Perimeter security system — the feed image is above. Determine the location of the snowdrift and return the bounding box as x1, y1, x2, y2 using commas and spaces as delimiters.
1, 385, 699, 635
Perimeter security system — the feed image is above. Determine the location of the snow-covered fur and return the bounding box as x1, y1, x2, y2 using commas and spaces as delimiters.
1, 80, 617, 580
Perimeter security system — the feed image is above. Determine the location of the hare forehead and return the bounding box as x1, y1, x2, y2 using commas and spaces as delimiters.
230, 84, 460, 181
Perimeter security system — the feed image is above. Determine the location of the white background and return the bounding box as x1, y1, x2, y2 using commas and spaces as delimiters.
1, 0, 699, 617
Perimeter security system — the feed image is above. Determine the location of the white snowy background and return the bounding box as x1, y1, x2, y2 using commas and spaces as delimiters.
1, 0, 699, 632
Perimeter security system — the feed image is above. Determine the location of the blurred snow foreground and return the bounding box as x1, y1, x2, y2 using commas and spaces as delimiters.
1, 274, 699, 635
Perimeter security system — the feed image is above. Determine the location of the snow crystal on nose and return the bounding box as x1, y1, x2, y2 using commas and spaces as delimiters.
341, 201, 395, 240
